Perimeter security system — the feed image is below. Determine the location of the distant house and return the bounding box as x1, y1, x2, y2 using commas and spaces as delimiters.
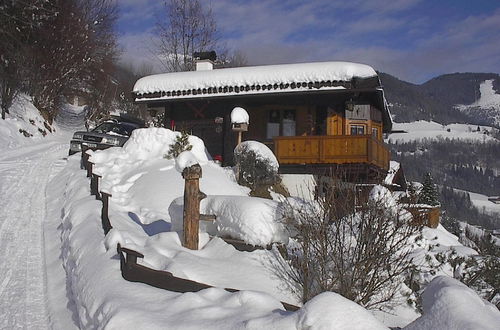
132, 59, 392, 183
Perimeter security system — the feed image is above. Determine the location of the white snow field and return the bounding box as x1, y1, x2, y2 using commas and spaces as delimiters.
387, 120, 498, 143
0, 100, 84, 329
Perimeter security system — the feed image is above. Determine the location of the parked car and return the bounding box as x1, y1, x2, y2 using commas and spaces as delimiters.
69, 115, 145, 155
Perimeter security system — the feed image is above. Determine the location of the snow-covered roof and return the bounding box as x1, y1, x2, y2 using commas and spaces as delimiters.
133, 61, 379, 102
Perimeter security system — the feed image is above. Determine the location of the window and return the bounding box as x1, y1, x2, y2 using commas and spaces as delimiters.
266, 110, 280, 139
266, 109, 296, 138
282, 110, 296, 136
372, 127, 379, 139
350, 124, 365, 135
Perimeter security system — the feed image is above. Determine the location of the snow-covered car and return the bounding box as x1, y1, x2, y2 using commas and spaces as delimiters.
69, 117, 144, 155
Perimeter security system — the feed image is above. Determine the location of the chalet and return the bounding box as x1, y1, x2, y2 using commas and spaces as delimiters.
133, 58, 392, 183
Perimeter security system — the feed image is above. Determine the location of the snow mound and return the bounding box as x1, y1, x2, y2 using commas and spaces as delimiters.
170, 195, 288, 246
89, 128, 209, 193
235, 140, 279, 171
247, 292, 389, 329
230, 107, 249, 124
121, 127, 209, 162
296, 292, 389, 330
404, 276, 500, 330
175, 150, 200, 173
88, 127, 249, 223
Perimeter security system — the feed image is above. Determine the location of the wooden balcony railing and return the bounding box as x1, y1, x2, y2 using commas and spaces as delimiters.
273, 135, 390, 171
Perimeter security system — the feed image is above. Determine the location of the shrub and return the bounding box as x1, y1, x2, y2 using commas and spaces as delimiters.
234, 141, 280, 198
165, 130, 192, 159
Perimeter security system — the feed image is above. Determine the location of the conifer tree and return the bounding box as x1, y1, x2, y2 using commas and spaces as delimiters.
165, 130, 192, 159
419, 172, 440, 206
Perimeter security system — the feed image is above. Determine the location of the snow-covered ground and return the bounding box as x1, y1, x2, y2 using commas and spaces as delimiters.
0, 98, 84, 329
1, 96, 499, 329
387, 121, 498, 143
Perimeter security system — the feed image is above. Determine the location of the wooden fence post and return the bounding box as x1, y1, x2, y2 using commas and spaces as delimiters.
91, 173, 102, 199
86, 162, 93, 178
182, 164, 205, 250
101, 192, 112, 234
81, 145, 89, 170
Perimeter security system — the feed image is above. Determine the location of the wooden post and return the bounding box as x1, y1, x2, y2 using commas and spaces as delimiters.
101, 192, 112, 234
91, 173, 102, 199
182, 164, 204, 250
87, 162, 93, 178
81, 145, 89, 170
237, 131, 242, 146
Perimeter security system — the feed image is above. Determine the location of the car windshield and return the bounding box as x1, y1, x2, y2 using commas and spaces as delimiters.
92, 122, 138, 136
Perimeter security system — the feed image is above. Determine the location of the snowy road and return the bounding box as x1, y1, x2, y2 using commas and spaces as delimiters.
0, 106, 84, 329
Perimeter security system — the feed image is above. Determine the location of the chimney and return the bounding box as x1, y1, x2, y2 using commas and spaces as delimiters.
193, 51, 216, 71
195, 59, 214, 71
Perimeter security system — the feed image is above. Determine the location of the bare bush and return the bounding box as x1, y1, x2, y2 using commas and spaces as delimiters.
274, 178, 421, 309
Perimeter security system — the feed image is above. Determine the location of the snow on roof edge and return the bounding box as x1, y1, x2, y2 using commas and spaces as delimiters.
134, 85, 348, 102
133, 61, 378, 96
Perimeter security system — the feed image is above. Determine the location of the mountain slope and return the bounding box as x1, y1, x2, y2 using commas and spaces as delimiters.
380, 72, 500, 126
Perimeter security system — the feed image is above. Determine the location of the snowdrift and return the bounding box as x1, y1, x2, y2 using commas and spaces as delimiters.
54, 152, 392, 329
404, 276, 500, 330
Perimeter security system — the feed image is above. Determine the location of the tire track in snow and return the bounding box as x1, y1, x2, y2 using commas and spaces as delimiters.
0, 142, 67, 329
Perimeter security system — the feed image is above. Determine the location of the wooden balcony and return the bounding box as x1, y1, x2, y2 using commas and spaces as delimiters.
273, 135, 390, 171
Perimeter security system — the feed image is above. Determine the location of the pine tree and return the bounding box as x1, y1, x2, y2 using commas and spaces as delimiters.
419, 172, 440, 206
165, 130, 192, 159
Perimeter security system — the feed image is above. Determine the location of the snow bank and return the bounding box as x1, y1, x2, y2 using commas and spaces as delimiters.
54, 156, 395, 329
55, 158, 289, 329
0, 94, 55, 151
134, 61, 377, 100
248, 292, 389, 329
234, 140, 279, 171
404, 276, 500, 330
170, 195, 288, 246
88, 128, 215, 219
91, 127, 209, 164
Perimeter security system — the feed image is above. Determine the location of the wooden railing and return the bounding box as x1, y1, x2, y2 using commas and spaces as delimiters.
273, 135, 390, 170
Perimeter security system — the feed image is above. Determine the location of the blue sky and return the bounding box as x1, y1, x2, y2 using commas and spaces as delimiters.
116, 0, 500, 83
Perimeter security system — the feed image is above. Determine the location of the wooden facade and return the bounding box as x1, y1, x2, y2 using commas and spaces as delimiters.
134, 64, 392, 182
